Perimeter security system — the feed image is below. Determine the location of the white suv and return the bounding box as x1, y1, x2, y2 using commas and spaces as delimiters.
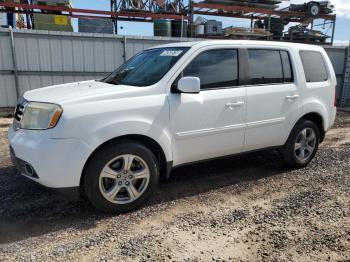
8, 40, 337, 213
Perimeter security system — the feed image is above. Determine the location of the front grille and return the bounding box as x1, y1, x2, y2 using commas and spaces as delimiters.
13, 99, 28, 130
14, 103, 25, 122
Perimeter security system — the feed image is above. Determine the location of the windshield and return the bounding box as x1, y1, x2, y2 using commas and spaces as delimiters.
103, 47, 189, 87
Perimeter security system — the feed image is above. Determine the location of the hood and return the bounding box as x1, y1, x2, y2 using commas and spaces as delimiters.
23, 80, 145, 105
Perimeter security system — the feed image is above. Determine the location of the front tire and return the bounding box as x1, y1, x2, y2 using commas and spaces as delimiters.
281, 119, 320, 168
83, 140, 159, 213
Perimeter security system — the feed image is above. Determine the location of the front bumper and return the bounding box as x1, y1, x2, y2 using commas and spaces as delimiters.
10, 146, 39, 179
8, 124, 93, 189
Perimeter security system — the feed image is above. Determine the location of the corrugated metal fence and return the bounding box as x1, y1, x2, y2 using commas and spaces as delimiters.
0, 28, 178, 108
325, 45, 349, 106
0, 28, 349, 108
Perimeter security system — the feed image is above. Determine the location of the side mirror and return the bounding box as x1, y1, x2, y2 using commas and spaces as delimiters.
177, 77, 200, 94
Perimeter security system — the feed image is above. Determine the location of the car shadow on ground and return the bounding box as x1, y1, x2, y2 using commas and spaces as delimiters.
0, 149, 288, 244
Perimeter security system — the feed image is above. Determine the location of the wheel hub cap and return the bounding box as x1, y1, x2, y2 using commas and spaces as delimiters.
294, 128, 316, 162
311, 6, 318, 15
98, 154, 150, 204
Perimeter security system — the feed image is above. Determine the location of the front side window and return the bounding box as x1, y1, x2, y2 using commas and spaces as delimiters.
248, 49, 291, 85
104, 47, 189, 86
183, 49, 238, 89
300, 51, 328, 82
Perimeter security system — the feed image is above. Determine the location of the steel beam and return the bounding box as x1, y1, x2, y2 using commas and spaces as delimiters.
341, 42, 350, 107
8, 27, 20, 100
0, 2, 189, 21
331, 17, 336, 46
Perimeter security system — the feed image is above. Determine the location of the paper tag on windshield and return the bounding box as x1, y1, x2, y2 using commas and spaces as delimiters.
160, 50, 183, 57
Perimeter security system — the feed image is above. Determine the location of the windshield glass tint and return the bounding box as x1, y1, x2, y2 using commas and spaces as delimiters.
104, 47, 189, 86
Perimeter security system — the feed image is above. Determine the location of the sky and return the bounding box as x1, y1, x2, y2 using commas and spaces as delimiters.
74, 0, 349, 44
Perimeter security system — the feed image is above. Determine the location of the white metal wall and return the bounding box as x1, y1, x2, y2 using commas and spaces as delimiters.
0, 30, 16, 107
0, 28, 349, 108
0, 29, 184, 107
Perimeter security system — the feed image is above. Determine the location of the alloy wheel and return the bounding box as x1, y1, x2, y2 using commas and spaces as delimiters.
99, 154, 150, 204
294, 128, 317, 162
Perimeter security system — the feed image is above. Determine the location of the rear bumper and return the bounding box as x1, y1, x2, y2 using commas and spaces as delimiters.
327, 107, 337, 131
8, 124, 93, 189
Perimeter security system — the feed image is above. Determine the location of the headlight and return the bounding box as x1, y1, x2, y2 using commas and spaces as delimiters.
20, 102, 63, 130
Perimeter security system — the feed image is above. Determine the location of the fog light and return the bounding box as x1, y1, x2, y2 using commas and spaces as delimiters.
25, 163, 34, 176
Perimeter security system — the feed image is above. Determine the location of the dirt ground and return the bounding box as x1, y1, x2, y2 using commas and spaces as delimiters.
0, 112, 349, 262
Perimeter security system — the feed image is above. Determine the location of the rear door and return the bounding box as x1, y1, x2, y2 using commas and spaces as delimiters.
243, 48, 303, 152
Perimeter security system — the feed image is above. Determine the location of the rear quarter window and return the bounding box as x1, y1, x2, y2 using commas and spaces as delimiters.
300, 51, 328, 82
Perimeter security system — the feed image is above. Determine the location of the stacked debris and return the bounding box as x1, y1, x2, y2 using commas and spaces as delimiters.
203, 0, 282, 10
224, 26, 272, 39
0, 0, 20, 28
191, 16, 223, 37
285, 24, 329, 43
254, 17, 285, 38
32, 0, 73, 32
78, 18, 114, 34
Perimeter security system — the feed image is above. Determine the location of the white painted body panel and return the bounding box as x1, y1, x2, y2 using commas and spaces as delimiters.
300, 47, 337, 131
169, 87, 246, 165
8, 40, 337, 189
244, 46, 303, 151
244, 82, 302, 151
8, 126, 92, 188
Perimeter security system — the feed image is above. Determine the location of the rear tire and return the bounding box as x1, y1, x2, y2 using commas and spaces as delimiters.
83, 140, 159, 213
281, 119, 320, 168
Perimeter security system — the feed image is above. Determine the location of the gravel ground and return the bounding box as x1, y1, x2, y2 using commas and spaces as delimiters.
0, 112, 349, 262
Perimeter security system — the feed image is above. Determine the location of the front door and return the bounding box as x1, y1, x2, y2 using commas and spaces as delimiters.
168, 48, 247, 166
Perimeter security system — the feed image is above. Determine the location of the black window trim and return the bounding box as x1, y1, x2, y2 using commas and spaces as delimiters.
171, 47, 244, 92
245, 48, 295, 87
280, 50, 294, 83
299, 50, 329, 83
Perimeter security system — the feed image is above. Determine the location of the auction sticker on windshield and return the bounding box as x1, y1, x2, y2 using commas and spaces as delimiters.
160, 50, 183, 56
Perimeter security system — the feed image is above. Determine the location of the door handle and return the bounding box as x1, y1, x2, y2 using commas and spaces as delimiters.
225, 101, 245, 109
285, 94, 300, 100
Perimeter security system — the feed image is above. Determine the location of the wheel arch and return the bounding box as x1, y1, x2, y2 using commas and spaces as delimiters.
308, 1, 320, 5
299, 112, 325, 142
80, 134, 171, 190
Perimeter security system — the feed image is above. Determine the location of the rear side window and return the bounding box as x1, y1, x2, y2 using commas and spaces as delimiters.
248, 49, 293, 85
183, 49, 238, 89
300, 51, 328, 82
